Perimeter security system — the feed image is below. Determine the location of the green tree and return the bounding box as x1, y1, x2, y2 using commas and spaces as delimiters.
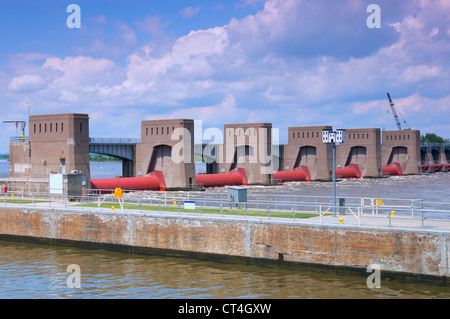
420, 133, 450, 144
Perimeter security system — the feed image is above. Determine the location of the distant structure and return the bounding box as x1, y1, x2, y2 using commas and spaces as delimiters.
336, 128, 382, 177
9, 113, 90, 182
216, 123, 274, 185
135, 119, 196, 189
7, 112, 447, 194
283, 126, 333, 181
381, 129, 421, 175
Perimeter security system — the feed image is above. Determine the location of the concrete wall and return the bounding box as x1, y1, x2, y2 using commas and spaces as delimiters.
218, 123, 274, 185
135, 119, 196, 189
0, 207, 448, 281
284, 126, 333, 180
336, 128, 382, 177
28, 114, 90, 179
8, 113, 91, 189
382, 130, 421, 175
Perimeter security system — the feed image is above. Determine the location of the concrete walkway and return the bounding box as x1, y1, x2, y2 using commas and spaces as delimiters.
3, 200, 450, 233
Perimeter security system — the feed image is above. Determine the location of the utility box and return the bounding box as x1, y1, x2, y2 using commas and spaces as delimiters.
67, 173, 86, 200
228, 186, 247, 203
339, 198, 346, 215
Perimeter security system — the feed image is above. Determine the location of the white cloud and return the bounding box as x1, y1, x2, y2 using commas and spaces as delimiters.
180, 6, 201, 18
148, 93, 244, 126
2, 0, 450, 146
135, 15, 169, 37
8, 74, 46, 93
398, 65, 442, 83
123, 26, 228, 92
42, 56, 117, 90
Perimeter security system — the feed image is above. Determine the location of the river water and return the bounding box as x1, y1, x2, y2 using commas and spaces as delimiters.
0, 160, 449, 299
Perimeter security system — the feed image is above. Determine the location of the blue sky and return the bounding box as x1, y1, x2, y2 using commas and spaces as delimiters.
1, 0, 450, 152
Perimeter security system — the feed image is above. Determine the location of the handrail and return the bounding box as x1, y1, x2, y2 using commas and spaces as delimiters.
0, 188, 449, 231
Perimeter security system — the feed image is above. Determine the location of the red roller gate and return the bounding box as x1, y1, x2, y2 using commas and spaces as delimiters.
335, 164, 361, 179
196, 168, 248, 188
382, 162, 403, 176
274, 166, 311, 183
90, 171, 166, 192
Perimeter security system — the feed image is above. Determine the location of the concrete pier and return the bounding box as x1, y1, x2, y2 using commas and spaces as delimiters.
0, 206, 448, 283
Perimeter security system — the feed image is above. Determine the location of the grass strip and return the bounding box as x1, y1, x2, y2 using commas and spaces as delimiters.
75, 202, 319, 219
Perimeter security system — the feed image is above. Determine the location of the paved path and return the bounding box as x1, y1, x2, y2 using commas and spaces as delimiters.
3, 200, 450, 233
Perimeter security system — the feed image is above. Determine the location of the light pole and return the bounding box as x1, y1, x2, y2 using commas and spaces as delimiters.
322, 128, 346, 217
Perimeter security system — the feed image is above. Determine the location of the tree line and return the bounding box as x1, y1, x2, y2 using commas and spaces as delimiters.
420, 133, 450, 144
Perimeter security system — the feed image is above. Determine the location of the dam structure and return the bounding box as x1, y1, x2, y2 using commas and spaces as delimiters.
2, 112, 450, 283
4, 112, 450, 193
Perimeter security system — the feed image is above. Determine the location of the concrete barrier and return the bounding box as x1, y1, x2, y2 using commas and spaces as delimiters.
0, 207, 448, 283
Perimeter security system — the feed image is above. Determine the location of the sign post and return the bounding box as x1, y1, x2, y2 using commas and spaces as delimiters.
322, 128, 346, 217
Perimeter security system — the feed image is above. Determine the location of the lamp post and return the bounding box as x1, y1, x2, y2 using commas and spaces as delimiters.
322, 128, 346, 217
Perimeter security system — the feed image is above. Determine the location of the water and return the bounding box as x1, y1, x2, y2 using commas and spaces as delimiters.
1, 160, 450, 299
0, 240, 448, 299
88, 161, 450, 204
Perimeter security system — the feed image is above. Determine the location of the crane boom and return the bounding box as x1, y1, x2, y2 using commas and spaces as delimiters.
3, 120, 26, 137
387, 93, 402, 130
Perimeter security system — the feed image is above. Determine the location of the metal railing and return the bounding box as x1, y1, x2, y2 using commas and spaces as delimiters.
89, 137, 141, 144
1, 187, 450, 231
10, 136, 29, 143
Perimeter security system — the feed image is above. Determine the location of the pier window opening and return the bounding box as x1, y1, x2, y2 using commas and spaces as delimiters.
151, 128, 153, 136
50, 123, 52, 133
39, 124, 41, 134
34, 124, 36, 134
56, 123, 58, 132
45, 123, 47, 133
90, 153, 127, 177
61, 123, 63, 133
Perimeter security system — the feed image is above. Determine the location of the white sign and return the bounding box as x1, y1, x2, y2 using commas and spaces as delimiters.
184, 201, 195, 210
322, 130, 331, 143
49, 174, 63, 194
322, 129, 346, 144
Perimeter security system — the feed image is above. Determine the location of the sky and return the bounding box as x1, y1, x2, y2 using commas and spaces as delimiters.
1, 0, 450, 152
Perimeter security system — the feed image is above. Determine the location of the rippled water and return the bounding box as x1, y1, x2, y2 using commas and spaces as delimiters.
0, 240, 449, 299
